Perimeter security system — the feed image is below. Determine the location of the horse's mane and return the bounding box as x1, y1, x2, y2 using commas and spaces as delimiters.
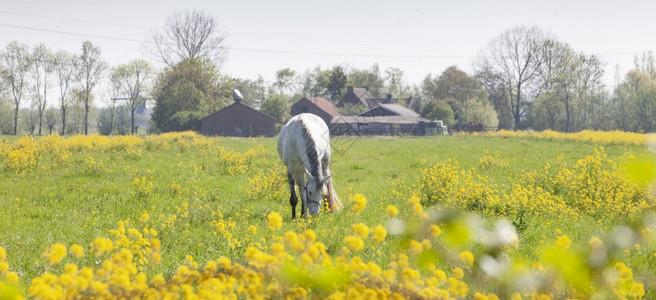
299, 118, 321, 179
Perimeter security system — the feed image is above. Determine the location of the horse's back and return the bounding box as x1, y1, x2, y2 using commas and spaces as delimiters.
277, 114, 331, 167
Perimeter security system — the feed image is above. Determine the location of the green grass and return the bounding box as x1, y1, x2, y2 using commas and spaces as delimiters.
0, 133, 654, 287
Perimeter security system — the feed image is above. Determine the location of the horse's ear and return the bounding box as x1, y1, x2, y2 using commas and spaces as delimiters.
305, 169, 315, 180
320, 174, 332, 184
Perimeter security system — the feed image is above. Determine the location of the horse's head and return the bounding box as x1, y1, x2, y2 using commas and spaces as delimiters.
305, 170, 332, 215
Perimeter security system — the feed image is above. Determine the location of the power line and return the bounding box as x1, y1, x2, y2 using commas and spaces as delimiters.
0, 23, 145, 43
0, 9, 140, 28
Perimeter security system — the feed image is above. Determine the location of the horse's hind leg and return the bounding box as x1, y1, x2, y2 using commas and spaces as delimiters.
288, 172, 298, 219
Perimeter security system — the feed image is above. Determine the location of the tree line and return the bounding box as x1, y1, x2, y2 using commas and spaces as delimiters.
2, 11, 656, 135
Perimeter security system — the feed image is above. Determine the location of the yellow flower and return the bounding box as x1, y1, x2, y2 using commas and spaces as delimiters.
248, 225, 257, 234
5, 271, 19, 283
555, 235, 571, 250
430, 225, 442, 238
386, 205, 398, 217
267, 211, 283, 230
344, 235, 364, 252
70, 244, 84, 258
45, 243, 67, 265
458, 250, 474, 267
0, 247, 5, 261
452, 267, 464, 279
352, 223, 370, 239
352, 193, 367, 214
372, 225, 387, 243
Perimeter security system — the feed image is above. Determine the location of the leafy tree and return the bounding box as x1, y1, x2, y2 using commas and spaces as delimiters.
383, 67, 410, 99
422, 66, 493, 128
613, 70, 656, 132
476, 25, 547, 128
52, 50, 77, 135
260, 93, 289, 124
421, 99, 455, 126
0, 98, 13, 134
111, 59, 152, 134
21, 107, 37, 135
274, 68, 298, 96
44, 107, 59, 135
299, 66, 331, 99
151, 58, 229, 132
147, 9, 228, 67
74, 41, 106, 135
1, 41, 31, 135
327, 66, 347, 100
347, 64, 384, 98
476, 67, 513, 129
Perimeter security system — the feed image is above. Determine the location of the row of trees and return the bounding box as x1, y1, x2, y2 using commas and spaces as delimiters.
3, 11, 656, 135
0, 40, 154, 135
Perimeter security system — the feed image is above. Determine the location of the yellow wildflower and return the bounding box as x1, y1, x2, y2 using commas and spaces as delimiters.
70, 244, 84, 258
267, 211, 283, 230
459, 250, 475, 267
555, 235, 571, 250
386, 205, 399, 217
344, 235, 364, 252
352, 194, 367, 214
430, 225, 442, 238
352, 223, 370, 239
45, 243, 67, 265
372, 225, 387, 243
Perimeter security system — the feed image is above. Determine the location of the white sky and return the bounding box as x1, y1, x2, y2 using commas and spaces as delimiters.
1, 0, 656, 92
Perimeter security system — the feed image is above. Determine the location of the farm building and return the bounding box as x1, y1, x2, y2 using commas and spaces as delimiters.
336, 86, 417, 110
290, 96, 341, 126
330, 103, 448, 136
200, 98, 276, 137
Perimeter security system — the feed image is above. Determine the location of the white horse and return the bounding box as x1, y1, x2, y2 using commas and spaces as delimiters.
277, 113, 342, 218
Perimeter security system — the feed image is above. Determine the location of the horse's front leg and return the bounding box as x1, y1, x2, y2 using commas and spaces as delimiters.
298, 179, 308, 218
287, 172, 298, 219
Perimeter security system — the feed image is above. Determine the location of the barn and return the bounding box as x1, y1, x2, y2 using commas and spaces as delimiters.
290, 96, 341, 126
330, 103, 448, 136
200, 98, 276, 137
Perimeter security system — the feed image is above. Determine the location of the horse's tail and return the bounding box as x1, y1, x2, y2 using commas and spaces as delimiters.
326, 177, 342, 213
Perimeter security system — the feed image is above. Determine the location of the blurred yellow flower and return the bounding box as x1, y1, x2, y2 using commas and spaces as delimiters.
45, 243, 67, 265
459, 251, 474, 267
267, 211, 283, 230
372, 225, 387, 243
430, 225, 442, 238
352, 194, 367, 214
555, 235, 571, 250
344, 236, 364, 252
352, 223, 370, 239
70, 244, 84, 258
386, 205, 398, 217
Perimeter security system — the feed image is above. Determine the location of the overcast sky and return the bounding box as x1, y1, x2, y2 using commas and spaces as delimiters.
2, 0, 656, 91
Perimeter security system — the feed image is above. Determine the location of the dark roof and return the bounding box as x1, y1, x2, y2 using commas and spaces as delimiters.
300, 97, 341, 117
201, 100, 276, 122
332, 115, 430, 124
358, 104, 420, 118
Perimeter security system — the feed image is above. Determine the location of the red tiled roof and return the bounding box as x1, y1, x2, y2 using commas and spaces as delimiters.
304, 97, 341, 117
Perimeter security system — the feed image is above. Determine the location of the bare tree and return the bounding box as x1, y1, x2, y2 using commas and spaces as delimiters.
53, 50, 77, 135
477, 25, 546, 128
75, 41, 106, 135
111, 59, 152, 134
147, 9, 228, 67
31, 43, 53, 135
1, 41, 32, 135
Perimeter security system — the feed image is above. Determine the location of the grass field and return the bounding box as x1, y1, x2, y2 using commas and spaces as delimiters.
0, 132, 655, 299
